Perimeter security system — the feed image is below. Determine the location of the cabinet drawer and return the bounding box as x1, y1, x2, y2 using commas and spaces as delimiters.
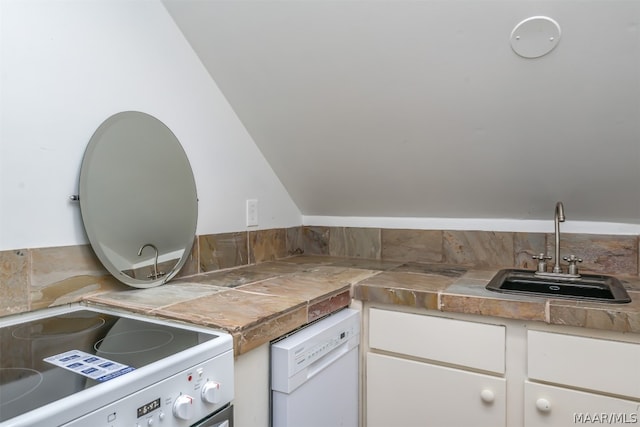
368, 352, 506, 427
524, 381, 640, 427
369, 308, 505, 374
528, 330, 640, 399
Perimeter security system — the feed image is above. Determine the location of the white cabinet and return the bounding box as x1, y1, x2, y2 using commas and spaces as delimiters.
368, 352, 506, 427
525, 330, 640, 427
366, 308, 506, 427
364, 306, 640, 427
368, 308, 505, 374
234, 343, 270, 427
524, 381, 639, 427
528, 330, 640, 399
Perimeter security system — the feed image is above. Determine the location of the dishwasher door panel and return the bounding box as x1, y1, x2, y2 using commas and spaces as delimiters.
272, 345, 358, 427
271, 308, 360, 427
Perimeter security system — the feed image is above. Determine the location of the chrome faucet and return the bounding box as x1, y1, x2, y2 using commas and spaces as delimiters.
552, 201, 565, 274
534, 201, 582, 278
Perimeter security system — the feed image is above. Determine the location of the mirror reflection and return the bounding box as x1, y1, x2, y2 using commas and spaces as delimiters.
79, 111, 198, 288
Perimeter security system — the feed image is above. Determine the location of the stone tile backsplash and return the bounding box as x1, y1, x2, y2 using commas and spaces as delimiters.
514, 232, 547, 270
199, 232, 248, 272
546, 233, 638, 275
443, 231, 515, 267
1, 226, 639, 317
0, 250, 29, 316
249, 228, 288, 263
302, 226, 330, 255
301, 226, 640, 275
382, 229, 443, 263
329, 227, 381, 259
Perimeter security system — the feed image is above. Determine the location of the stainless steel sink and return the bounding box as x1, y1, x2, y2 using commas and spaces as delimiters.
486, 269, 631, 303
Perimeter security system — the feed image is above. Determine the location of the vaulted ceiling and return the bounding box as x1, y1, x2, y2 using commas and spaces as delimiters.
163, 0, 640, 224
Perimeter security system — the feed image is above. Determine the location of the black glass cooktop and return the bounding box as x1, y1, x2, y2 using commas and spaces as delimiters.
0, 309, 218, 422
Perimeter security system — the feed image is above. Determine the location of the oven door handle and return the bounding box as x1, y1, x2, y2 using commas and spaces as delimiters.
189, 404, 233, 427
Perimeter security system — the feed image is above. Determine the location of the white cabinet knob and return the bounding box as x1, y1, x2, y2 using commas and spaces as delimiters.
480, 389, 495, 403
536, 398, 552, 413
173, 394, 194, 420
201, 381, 221, 404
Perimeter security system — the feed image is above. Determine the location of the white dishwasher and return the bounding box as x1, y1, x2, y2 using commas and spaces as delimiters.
271, 308, 360, 427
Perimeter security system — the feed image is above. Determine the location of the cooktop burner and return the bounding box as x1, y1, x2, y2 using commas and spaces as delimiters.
0, 306, 232, 426
0, 368, 43, 405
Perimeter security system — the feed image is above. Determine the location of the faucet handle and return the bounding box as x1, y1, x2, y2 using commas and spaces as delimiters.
532, 253, 552, 273
563, 255, 583, 275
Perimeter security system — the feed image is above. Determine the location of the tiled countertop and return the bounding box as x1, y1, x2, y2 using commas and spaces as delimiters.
84, 255, 640, 356
85, 258, 378, 356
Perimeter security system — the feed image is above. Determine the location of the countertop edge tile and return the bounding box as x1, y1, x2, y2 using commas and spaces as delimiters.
439, 293, 547, 322
236, 305, 308, 355
354, 283, 439, 311
308, 289, 352, 322
547, 290, 640, 334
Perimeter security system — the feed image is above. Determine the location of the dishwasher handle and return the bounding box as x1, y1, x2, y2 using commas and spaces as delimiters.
306, 340, 350, 381
271, 336, 359, 394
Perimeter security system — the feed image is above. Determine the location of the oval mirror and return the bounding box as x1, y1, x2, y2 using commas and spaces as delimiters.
79, 111, 197, 288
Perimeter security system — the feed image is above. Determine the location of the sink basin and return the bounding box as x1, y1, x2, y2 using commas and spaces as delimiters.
486, 269, 631, 303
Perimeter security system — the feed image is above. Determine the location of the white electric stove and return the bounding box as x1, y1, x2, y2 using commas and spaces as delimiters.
0, 305, 234, 427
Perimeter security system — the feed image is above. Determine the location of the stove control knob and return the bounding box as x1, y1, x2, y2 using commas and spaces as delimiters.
173, 394, 194, 420
201, 381, 221, 404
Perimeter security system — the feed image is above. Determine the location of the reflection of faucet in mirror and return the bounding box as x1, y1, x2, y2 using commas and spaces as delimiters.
137, 243, 166, 280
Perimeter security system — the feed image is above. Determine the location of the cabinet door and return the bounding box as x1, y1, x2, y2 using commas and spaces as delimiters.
367, 353, 506, 427
528, 330, 640, 399
524, 382, 640, 427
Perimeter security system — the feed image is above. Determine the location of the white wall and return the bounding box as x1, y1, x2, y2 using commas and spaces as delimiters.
0, 0, 301, 251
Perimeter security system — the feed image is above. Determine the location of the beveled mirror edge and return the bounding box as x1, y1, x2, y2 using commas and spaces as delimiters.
79, 111, 198, 289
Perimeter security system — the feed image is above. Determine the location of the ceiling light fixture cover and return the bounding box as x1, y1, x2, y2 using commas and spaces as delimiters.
510, 16, 561, 59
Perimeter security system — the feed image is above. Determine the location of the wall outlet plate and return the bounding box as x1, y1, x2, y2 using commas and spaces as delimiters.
246, 199, 258, 227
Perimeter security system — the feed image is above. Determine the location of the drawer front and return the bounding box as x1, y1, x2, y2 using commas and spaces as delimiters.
369, 308, 505, 374
524, 381, 640, 427
528, 330, 640, 399
367, 352, 506, 427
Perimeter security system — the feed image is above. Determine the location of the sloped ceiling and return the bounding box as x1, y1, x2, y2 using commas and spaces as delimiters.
163, 0, 640, 224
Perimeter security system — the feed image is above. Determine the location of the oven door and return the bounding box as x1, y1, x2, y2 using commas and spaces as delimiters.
191, 404, 233, 427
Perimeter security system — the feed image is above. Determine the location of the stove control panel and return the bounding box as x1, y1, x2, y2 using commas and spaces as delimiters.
62, 350, 234, 427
